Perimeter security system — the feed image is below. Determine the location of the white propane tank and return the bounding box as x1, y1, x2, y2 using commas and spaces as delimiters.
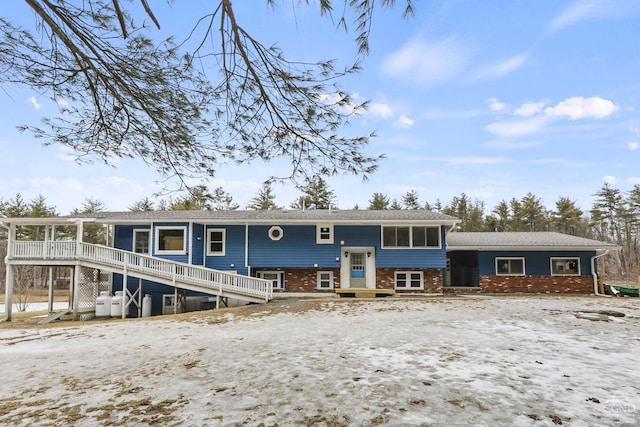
142, 294, 152, 317
95, 291, 112, 317
111, 291, 124, 318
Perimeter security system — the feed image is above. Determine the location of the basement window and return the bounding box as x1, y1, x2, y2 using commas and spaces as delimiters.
395, 271, 424, 289
551, 258, 580, 275
496, 257, 525, 275
257, 271, 284, 289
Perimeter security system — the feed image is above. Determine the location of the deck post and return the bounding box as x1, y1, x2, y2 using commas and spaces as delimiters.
122, 267, 128, 319
47, 267, 54, 313
72, 265, 81, 320
4, 265, 13, 322
3, 223, 15, 321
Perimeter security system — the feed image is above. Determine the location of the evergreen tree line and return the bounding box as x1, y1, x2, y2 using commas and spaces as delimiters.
1, 179, 638, 282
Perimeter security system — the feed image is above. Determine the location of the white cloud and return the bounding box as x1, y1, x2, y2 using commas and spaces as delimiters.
393, 115, 415, 129
486, 97, 508, 113
603, 175, 617, 184
471, 54, 528, 80
630, 125, 640, 134
380, 37, 470, 87
628, 142, 639, 151
547, 0, 640, 33
28, 96, 41, 111
544, 96, 618, 119
628, 176, 640, 184
514, 102, 545, 117
484, 116, 550, 138
366, 102, 393, 119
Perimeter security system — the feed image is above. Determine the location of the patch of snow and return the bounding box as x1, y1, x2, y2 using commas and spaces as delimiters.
0, 297, 638, 425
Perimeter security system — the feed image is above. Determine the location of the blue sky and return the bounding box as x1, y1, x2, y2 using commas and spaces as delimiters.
2, 0, 640, 214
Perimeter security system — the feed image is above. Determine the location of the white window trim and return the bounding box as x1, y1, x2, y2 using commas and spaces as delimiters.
550, 257, 581, 276
268, 226, 284, 241
495, 257, 526, 276
257, 270, 284, 289
394, 271, 424, 290
155, 226, 187, 255
207, 228, 226, 256
316, 271, 334, 290
381, 225, 441, 249
132, 229, 150, 255
316, 224, 334, 244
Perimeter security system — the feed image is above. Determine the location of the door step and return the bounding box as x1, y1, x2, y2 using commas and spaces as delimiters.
335, 289, 395, 298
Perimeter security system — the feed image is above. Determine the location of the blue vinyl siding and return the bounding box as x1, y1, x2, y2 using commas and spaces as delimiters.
191, 223, 205, 266
248, 224, 447, 269
376, 226, 447, 268
249, 225, 340, 267
116, 223, 448, 271
478, 251, 596, 276
204, 225, 248, 274
114, 225, 139, 251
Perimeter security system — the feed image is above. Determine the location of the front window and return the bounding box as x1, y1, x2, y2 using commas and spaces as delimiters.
496, 257, 525, 275
207, 229, 226, 256
257, 271, 284, 289
317, 271, 334, 289
551, 258, 580, 275
382, 226, 440, 248
316, 225, 334, 244
156, 227, 187, 254
395, 271, 424, 289
133, 230, 150, 254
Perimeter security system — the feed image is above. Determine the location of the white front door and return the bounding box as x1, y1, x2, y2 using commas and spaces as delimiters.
340, 247, 376, 289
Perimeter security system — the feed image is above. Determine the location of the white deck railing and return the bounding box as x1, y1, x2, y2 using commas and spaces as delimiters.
9, 241, 273, 301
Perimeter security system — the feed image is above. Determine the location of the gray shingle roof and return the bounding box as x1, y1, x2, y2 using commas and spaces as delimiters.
446, 232, 620, 250
66, 209, 459, 225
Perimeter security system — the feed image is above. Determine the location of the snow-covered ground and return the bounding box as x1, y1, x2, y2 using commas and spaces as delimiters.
0, 302, 69, 313
0, 296, 638, 426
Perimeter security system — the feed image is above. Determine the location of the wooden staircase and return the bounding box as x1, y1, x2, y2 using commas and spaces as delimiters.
9, 241, 273, 304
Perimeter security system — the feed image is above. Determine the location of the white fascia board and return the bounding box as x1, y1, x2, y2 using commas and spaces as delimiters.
447, 245, 621, 251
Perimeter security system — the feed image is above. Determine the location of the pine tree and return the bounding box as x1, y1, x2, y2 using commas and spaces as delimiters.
552, 196, 584, 235
290, 176, 336, 210
367, 193, 389, 210
247, 182, 281, 210
401, 190, 421, 209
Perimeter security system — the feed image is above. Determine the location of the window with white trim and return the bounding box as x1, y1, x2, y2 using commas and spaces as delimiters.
550, 257, 580, 275
395, 271, 424, 289
316, 225, 334, 244
317, 271, 334, 289
257, 271, 284, 289
382, 226, 440, 248
496, 257, 525, 275
156, 226, 187, 254
207, 229, 226, 256
268, 226, 283, 241
133, 229, 150, 254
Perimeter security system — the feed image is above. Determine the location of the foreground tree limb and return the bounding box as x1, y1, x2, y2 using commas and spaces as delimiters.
1, 0, 414, 185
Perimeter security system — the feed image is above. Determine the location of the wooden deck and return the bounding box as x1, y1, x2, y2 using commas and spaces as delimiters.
335, 288, 395, 298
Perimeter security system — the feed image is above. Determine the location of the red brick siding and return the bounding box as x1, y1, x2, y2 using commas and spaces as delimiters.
377, 268, 443, 293
262, 268, 443, 293
279, 268, 341, 293
444, 275, 593, 294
